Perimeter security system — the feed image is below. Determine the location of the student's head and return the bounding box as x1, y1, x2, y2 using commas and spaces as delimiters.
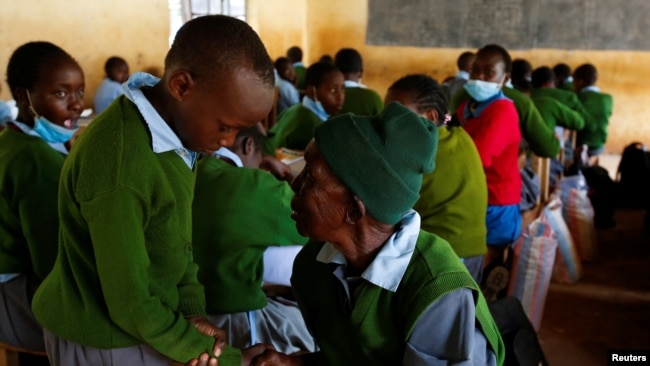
470, 44, 512, 86
274, 57, 296, 83
553, 63, 572, 87
531, 66, 555, 89
384, 74, 448, 126
573, 63, 598, 91
457, 51, 475, 72
319, 54, 334, 64
161, 15, 275, 153
6, 41, 85, 129
105, 56, 129, 83
334, 48, 363, 80
511, 58, 532, 90
305, 62, 345, 116
286, 46, 303, 63
228, 122, 265, 168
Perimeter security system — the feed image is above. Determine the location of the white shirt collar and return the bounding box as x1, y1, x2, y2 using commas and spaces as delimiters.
10, 120, 68, 155
581, 85, 600, 93
316, 209, 421, 292
213, 147, 243, 167
344, 80, 366, 88
455, 70, 470, 80
302, 96, 329, 121
122, 72, 196, 169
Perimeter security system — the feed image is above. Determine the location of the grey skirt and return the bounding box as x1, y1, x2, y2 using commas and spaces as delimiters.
207, 297, 316, 354
0, 274, 45, 351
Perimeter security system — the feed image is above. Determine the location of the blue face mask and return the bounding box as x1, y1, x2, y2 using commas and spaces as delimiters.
32, 115, 79, 143
26, 91, 79, 143
464, 79, 502, 102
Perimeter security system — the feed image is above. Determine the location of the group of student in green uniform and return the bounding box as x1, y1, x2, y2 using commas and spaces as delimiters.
0, 13, 613, 366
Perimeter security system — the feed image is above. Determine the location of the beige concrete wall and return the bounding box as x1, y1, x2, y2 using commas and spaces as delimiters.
0, 0, 170, 111
249, 0, 650, 154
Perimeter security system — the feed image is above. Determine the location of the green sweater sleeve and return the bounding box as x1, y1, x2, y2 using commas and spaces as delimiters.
555, 101, 585, 131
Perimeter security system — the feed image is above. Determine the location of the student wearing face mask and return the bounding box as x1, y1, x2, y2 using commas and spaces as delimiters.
456, 44, 522, 290
267, 62, 345, 152
0, 41, 85, 352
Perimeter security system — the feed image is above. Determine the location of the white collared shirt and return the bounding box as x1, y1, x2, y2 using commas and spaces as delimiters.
581, 85, 601, 93
213, 147, 244, 167
316, 209, 421, 292
10, 120, 68, 155
122, 72, 197, 169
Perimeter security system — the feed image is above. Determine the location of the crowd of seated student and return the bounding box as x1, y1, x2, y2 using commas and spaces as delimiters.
1, 12, 618, 365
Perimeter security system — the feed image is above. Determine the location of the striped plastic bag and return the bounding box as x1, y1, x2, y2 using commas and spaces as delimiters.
508, 206, 558, 331
558, 175, 598, 262
545, 197, 583, 284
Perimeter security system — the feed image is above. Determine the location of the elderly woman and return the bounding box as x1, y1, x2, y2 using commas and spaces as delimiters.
252, 102, 504, 366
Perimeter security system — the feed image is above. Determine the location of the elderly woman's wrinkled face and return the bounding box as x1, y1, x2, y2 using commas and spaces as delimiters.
290, 141, 352, 241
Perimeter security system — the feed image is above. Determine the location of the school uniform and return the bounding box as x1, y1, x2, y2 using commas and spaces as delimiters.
93, 77, 123, 115
0, 124, 65, 351
339, 80, 384, 116
275, 76, 300, 114
267, 97, 327, 151
577, 86, 614, 154
293, 62, 307, 91
531, 87, 594, 131
412, 126, 488, 280
192, 156, 314, 353
32, 72, 243, 365
450, 87, 559, 158
291, 210, 504, 365
458, 91, 522, 247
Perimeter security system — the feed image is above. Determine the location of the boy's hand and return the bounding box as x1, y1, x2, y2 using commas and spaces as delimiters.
187, 316, 227, 356
185, 352, 218, 366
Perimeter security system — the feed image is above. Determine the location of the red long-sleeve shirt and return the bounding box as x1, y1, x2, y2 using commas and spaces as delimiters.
458, 98, 521, 205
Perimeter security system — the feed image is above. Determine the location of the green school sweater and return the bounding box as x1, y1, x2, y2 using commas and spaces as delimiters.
0, 129, 64, 280
577, 90, 614, 149
413, 126, 488, 258
31, 97, 241, 365
560, 81, 574, 92
267, 104, 323, 151
451, 87, 560, 158
192, 157, 308, 313
294, 65, 307, 92
530, 87, 593, 130
531, 95, 585, 131
339, 87, 384, 116
292, 232, 505, 366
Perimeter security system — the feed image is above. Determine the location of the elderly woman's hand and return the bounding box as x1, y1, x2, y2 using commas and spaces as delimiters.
250, 349, 304, 366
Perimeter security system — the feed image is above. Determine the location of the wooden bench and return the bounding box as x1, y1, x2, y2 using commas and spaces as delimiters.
0, 342, 47, 366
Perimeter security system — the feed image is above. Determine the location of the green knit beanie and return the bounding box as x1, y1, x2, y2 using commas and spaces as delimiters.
314, 101, 438, 225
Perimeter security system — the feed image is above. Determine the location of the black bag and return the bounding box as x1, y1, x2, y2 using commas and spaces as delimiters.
616, 142, 650, 209
488, 296, 549, 366
582, 165, 617, 228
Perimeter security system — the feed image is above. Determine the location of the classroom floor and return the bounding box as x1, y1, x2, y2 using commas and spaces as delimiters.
537, 206, 650, 365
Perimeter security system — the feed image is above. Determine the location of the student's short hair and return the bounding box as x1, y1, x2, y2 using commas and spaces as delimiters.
274, 57, 292, 71
457, 51, 475, 71
573, 63, 598, 86
334, 48, 363, 74
235, 124, 265, 152
477, 44, 512, 73
287, 46, 303, 63
305, 62, 340, 88
104, 56, 127, 74
387, 74, 448, 125
165, 15, 274, 90
512, 59, 532, 79
553, 63, 571, 79
6, 41, 75, 98
531, 66, 555, 88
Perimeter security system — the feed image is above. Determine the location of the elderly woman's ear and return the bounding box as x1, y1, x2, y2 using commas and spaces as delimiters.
344, 195, 366, 224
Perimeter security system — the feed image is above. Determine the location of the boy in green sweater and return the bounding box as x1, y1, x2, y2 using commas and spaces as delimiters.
573, 63, 614, 165
32, 15, 276, 366
335, 48, 384, 116
0, 41, 85, 353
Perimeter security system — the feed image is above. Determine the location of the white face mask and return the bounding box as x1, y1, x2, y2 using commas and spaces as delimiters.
464, 79, 502, 102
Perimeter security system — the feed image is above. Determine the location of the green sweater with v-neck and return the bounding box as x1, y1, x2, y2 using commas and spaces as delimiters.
291, 231, 504, 366
32, 96, 241, 365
